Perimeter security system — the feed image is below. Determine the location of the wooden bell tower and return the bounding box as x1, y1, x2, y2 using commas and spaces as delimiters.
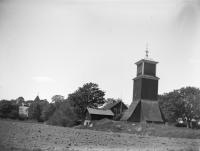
121, 44, 164, 123
133, 57, 159, 101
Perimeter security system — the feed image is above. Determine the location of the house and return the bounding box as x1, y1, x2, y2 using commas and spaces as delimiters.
102, 101, 128, 116
18, 95, 40, 118
19, 103, 29, 118
84, 107, 114, 126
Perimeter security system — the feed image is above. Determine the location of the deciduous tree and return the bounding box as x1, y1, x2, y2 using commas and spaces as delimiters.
159, 87, 200, 128
41, 103, 56, 121
68, 82, 105, 120
51, 95, 65, 109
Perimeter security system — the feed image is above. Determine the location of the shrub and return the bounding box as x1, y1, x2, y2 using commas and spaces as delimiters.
47, 102, 78, 127
41, 103, 56, 121
175, 123, 187, 127
18, 116, 25, 121
113, 113, 124, 121
8, 109, 19, 119
0, 100, 19, 119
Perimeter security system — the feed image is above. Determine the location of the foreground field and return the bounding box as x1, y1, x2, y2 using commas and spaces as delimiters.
77, 119, 200, 139
0, 120, 200, 151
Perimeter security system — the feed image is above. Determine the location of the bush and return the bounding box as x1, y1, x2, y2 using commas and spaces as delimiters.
175, 123, 187, 127
0, 100, 19, 119
46, 102, 78, 127
41, 103, 56, 121
18, 116, 25, 121
113, 113, 124, 121
8, 109, 19, 119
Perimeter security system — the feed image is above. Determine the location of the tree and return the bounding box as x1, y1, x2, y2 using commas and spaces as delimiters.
16, 97, 25, 105
159, 87, 200, 128
104, 98, 117, 104
0, 100, 19, 119
28, 99, 49, 122
47, 102, 78, 127
179, 87, 200, 128
28, 102, 41, 121
0, 100, 13, 118
41, 103, 56, 121
51, 95, 65, 109
68, 82, 105, 120
104, 98, 123, 104
158, 91, 183, 122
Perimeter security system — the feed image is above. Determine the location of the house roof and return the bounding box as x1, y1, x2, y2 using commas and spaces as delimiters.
102, 101, 127, 110
86, 107, 114, 116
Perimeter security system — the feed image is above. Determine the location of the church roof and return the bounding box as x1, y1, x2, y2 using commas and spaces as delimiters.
34, 96, 40, 102
86, 107, 114, 116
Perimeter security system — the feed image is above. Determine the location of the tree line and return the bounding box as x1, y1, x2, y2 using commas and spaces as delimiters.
0, 83, 200, 128
0, 83, 107, 126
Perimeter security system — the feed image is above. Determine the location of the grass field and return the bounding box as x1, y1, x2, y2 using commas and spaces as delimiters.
76, 119, 200, 139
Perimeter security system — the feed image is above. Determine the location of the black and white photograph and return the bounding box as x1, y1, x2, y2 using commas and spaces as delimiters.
0, 0, 200, 150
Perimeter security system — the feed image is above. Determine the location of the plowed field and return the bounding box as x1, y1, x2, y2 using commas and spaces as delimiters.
0, 120, 200, 151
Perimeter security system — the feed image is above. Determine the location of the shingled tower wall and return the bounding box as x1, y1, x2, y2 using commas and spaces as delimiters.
121, 57, 164, 123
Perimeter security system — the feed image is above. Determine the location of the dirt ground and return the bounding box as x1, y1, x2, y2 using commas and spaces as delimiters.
0, 120, 200, 151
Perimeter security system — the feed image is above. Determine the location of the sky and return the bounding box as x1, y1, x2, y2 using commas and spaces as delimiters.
0, 0, 200, 105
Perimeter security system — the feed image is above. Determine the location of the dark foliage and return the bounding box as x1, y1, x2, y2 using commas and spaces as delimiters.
41, 103, 56, 121
159, 86, 200, 128
16, 97, 25, 106
47, 102, 78, 127
113, 112, 124, 121
175, 123, 187, 127
0, 100, 19, 119
68, 82, 105, 120
28, 99, 48, 122
51, 95, 65, 109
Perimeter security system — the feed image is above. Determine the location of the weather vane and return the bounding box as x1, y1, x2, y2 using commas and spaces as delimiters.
145, 43, 149, 58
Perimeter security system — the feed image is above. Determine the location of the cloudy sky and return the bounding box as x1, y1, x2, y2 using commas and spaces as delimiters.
0, 0, 200, 104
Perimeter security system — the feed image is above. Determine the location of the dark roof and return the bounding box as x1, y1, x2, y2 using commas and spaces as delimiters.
141, 100, 163, 122
135, 59, 158, 65
120, 100, 139, 121
102, 101, 127, 110
34, 96, 40, 102
86, 107, 114, 116
121, 100, 163, 122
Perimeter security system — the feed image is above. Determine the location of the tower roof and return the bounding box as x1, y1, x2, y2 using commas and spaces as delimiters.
34, 95, 40, 102
135, 58, 158, 65
120, 100, 164, 122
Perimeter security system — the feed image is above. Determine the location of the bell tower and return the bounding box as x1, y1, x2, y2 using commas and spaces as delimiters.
121, 45, 164, 123
133, 56, 159, 101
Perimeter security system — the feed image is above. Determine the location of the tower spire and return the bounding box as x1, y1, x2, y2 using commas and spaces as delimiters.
145, 43, 149, 58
